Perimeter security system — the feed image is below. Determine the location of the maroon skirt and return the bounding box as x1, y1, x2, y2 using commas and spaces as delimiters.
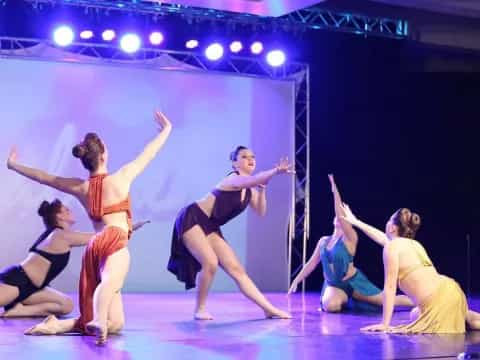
167, 203, 223, 290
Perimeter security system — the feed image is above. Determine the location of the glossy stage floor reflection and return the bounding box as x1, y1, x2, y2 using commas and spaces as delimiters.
1, 293, 479, 359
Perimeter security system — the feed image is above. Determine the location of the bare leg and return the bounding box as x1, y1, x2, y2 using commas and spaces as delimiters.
106, 293, 125, 334
86, 247, 130, 344
208, 234, 291, 319
321, 286, 348, 313
353, 291, 414, 307
182, 226, 219, 320
24, 294, 125, 336
0, 283, 19, 316
467, 309, 480, 330
3, 287, 74, 317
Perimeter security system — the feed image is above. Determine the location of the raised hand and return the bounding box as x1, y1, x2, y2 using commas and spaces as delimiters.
133, 220, 151, 232
341, 203, 359, 226
328, 174, 337, 192
153, 110, 172, 132
275, 157, 295, 174
6, 146, 18, 170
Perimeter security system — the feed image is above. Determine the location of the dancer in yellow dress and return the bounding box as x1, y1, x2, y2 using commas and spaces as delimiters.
342, 205, 480, 333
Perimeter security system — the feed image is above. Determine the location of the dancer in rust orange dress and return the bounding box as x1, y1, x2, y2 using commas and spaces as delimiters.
8, 111, 171, 344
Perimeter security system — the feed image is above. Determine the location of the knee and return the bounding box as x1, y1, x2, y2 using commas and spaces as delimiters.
409, 307, 420, 322
202, 259, 218, 276
108, 319, 125, 334
228, 264, 246, 281
322, 299, 343, 313
58, 297, 74, 315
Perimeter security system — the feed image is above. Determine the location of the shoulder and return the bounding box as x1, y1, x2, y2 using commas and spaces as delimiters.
217, 173, 244, 191
317, 236, 329, 247
50, 228, 68, 240
383, 239, 402, 257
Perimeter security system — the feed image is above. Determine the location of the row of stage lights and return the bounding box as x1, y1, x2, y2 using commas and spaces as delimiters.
53, 26, 287, 67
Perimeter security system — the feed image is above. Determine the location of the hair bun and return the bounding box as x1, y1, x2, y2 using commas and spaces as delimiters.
38, 201, 50, 217
409, 213, 421, 231
72, 143, 87, 158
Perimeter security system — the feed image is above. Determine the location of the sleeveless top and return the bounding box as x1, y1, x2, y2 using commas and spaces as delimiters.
319, 236, 354, 283
398, 239, 433, 282
210, 188, 252, 226
88, 174, 133, 237
29, 226, 70, 288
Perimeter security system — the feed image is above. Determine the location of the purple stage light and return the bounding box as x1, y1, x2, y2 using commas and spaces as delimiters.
229, 41, 243, 53
120, 33, 141, 53
102, 29, 116, 41
250, 41, 263, 54
79, 30, 94, 40
53, 26, 74, 47
149, 32, 164, 45
205, 43, 224, 61
186, 39, 199, 49
266, 50, 286, 67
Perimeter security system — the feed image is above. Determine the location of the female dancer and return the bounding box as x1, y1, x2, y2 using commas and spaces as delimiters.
8, 110, 171, 343
0, 199, 148, 318
288, 175, 413, 312
168, 146, 292, 320
0, 199, 88, 317
342, 205, 480, 333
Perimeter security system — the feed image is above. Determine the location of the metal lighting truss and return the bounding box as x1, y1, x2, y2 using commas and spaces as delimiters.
21, 0, 408, 39
0, 36, 310, 289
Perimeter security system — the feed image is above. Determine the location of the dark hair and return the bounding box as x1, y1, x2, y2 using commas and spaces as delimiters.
38, 199, 63, 229
72, 132, 105, 172
229, 146, 248, 162
391, 208, 421, 238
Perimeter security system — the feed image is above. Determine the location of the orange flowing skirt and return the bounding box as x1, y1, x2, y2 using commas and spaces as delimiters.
74, 226, 128, 333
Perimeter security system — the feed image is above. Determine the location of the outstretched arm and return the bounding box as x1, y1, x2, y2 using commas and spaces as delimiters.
132, 220, 151, 232
341, 204, 389, 247
287, 238, 323, 294
63, 220, 151, 247
328, 175, 357, 244
221, 157, 294, 190
7, 147, 84, 196
118, 111, 172, 183
62, 230, 95, 247
361, 241, 399, 332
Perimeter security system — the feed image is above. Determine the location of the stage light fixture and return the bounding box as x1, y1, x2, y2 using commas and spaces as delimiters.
53, 26, 74, 47
102, 29, 116, 41
79, 30, 94, 40
250, 41, 263, 54
229, 41, 243, 53
205, 43, 224, 61
120, 33, 141, 53
266, 50, 286, 67
149, 32, 164, 45
186, 39, 199, 49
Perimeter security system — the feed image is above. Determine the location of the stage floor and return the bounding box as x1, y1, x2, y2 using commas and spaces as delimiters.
1, 293, 479, 359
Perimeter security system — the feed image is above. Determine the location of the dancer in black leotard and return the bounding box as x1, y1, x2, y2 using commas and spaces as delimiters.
0, 199, 93, 317
168, 146, 293, 320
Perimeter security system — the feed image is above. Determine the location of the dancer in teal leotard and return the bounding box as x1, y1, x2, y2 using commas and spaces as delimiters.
288, 175, 413, 312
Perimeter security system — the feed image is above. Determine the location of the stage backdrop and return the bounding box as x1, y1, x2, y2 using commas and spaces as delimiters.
0, 56, 295, 292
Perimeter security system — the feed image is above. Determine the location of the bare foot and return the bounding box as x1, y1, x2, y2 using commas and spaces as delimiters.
265, 308, 292, 319
194, 310, 214, 320
24, 315, 60, 335
86, 320, 108, 345
2, 303, 26, 318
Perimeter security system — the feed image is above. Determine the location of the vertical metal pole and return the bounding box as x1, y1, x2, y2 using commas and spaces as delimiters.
301, 65, 310, 294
